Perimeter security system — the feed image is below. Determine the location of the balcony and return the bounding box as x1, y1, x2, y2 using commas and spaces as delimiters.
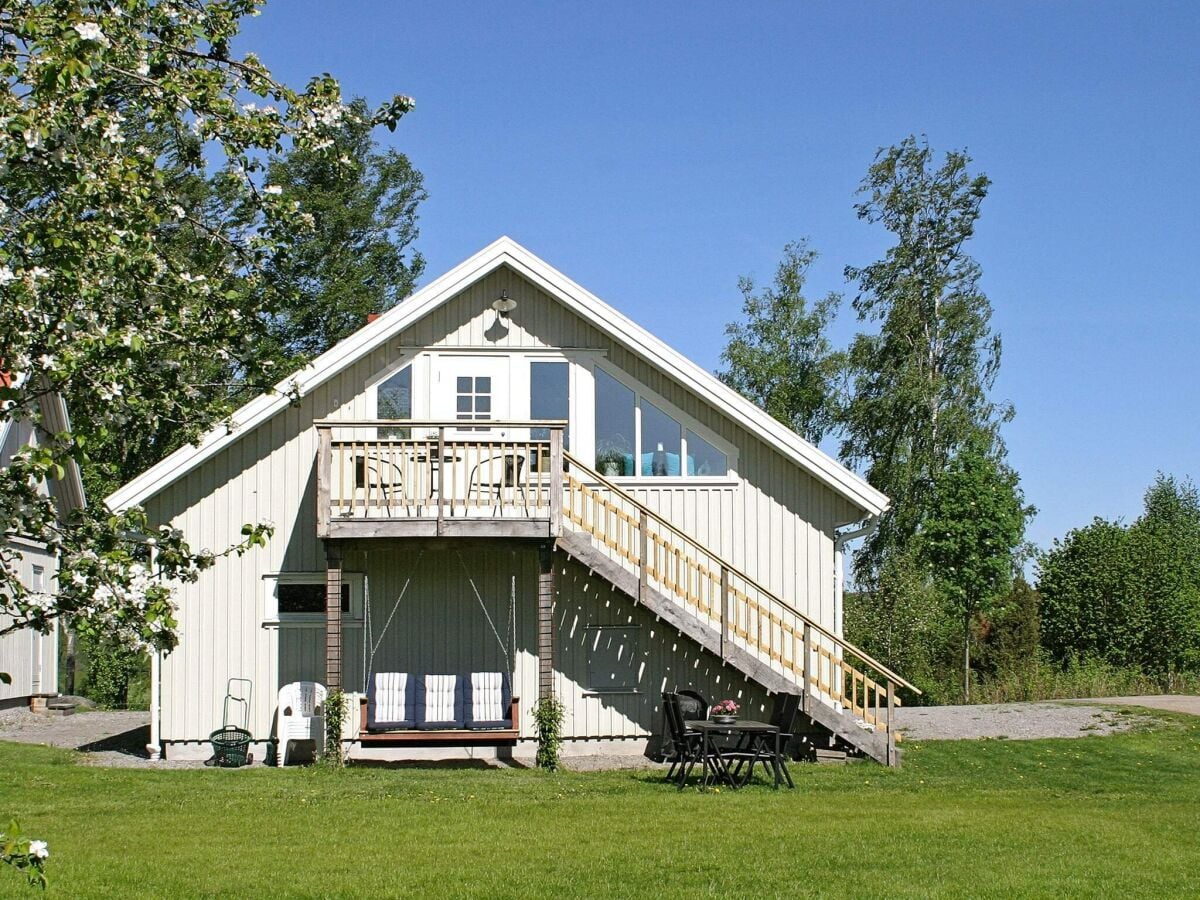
315, 420, 565, 540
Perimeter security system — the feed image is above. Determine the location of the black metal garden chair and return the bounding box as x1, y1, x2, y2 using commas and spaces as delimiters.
661, 692, 704, 787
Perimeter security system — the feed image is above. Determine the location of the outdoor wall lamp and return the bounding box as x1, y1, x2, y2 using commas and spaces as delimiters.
491, 291, 518, 319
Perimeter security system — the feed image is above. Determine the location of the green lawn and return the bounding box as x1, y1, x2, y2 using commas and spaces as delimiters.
2, 715, 1199, 898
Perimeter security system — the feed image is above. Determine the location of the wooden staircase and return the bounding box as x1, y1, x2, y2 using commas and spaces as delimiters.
557, 453, 919, 766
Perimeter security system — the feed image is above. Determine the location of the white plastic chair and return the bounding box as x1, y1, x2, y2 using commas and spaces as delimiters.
276, 681, 326, 766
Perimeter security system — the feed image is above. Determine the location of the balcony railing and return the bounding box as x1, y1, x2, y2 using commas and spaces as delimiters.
315, 420, 565, 538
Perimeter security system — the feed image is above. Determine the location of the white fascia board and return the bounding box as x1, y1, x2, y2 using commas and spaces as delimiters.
107, 236, 888, 517
106, 239, 513, 511
496, 246, 889, 517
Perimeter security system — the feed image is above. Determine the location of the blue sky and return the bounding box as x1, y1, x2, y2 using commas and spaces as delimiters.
240, 1, 1198, 556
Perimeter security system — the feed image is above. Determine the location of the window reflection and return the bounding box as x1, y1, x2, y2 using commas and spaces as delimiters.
640, 399, 681, 477
686, 429, 727, 477
377, 365, 411, 438
594, 368, 635, 476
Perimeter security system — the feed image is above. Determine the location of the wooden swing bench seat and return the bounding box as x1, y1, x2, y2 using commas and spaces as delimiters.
358, 672, 519, 744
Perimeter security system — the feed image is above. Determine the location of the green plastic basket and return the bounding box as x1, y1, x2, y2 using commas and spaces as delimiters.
209, 726, 252, 767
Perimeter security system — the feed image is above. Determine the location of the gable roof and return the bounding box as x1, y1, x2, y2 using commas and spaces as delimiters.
107, 237, 888, 517
1, 385, 87, 521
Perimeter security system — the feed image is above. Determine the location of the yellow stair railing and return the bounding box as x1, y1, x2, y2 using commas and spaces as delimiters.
561, 452, 920, 740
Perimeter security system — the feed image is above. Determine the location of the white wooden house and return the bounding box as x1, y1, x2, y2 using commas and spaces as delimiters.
109, 237, 915, 765
1, 388, 85, 709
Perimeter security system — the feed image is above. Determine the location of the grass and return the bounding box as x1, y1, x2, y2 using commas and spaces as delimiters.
2, 715, 1199, 898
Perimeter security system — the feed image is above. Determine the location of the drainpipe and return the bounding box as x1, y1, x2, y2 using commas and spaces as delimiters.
834, 517, 878, 638
145, 540, 163, 762
148, 650, 162, 761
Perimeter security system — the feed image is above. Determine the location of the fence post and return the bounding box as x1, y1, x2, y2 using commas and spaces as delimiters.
638, 510, 649, 602
549, 427, 563, 536
436, 426, 446, 536
720, 564, 729, 660
802, 623, 813, 715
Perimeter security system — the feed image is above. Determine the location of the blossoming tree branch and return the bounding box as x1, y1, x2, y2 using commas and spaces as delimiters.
0, 2, 413, 669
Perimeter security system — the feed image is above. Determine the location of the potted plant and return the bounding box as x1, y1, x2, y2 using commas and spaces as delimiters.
711, 699, 739, 724
595, 437, 630, 477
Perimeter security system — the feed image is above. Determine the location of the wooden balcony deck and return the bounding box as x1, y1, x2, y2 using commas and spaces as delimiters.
315, 420, 564, 541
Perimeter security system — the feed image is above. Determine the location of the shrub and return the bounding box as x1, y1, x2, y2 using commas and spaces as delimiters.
78, 633, 146, 709
321, 689, 347, 769
532, 696, 565, 771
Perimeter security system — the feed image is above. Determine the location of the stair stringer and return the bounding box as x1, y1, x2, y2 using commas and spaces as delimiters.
556, 529, 898, 767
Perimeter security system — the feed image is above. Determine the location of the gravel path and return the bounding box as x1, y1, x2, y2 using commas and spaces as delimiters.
0, 706, 270, 769
2, 695, 1196, 768
893, 702, 1137, 741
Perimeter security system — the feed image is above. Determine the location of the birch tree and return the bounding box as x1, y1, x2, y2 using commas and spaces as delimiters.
842, 136, 1011, 583
719, 240, 844, 445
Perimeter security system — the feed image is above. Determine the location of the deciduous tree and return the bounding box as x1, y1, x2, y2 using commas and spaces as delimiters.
841, 136, 1011, 582
922, 440, 1030, 700
256, 96, 426, 367
719, 240, 844, 444
0, 0, 413, 656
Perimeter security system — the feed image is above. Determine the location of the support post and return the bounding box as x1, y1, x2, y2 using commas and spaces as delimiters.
537, 542, 555, 701
549, 427, 563, 536
316, 426, 331, 536
886, 679, 896, 766
325, 543, 343, 691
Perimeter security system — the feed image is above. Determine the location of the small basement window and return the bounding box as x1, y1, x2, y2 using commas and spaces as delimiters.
584, 625, 642, 693
264, 573, 364, 623
277, 582, 349, 614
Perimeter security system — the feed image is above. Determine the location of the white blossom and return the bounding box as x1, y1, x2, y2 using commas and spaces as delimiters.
262, 184, 282, 195
0, 265, 15, 285
73, 22, 109, 46
28, 840, 49, 860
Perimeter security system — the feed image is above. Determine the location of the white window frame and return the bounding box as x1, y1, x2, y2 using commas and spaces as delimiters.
589, 360, 737, 484
262, 572, 365, 626
365, 353, 421, 426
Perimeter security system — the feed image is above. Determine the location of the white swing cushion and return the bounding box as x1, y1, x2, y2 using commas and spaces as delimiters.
368, 672, 414, 729
417, 674, 464, 729
466, 672, 512, 729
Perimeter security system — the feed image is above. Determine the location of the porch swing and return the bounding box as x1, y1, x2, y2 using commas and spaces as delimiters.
357, 550, 521, 743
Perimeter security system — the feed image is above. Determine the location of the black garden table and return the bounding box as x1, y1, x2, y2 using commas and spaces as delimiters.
690, 719, 794, 790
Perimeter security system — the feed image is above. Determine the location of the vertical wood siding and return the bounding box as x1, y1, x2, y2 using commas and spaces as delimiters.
142, 265, 861, 743
0, 541, 58, 702
553, 552, 770, 739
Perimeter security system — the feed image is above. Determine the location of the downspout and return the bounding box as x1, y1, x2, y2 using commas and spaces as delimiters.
114, 528, 164, 760
144, 539, 163, 761
834, 517, 879, 639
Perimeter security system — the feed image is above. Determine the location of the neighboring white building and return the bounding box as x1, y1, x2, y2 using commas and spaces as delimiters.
109, 238, 914, 764
1, 389, 85, 709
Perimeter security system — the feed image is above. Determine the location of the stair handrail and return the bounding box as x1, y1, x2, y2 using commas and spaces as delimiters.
562, 451, 921, 695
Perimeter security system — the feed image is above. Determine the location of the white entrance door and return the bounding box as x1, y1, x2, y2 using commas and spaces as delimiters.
429, 355, 512, 434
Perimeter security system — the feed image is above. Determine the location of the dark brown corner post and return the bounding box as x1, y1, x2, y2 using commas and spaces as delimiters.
325, 542, 343, 690
537, 541, 556, 700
